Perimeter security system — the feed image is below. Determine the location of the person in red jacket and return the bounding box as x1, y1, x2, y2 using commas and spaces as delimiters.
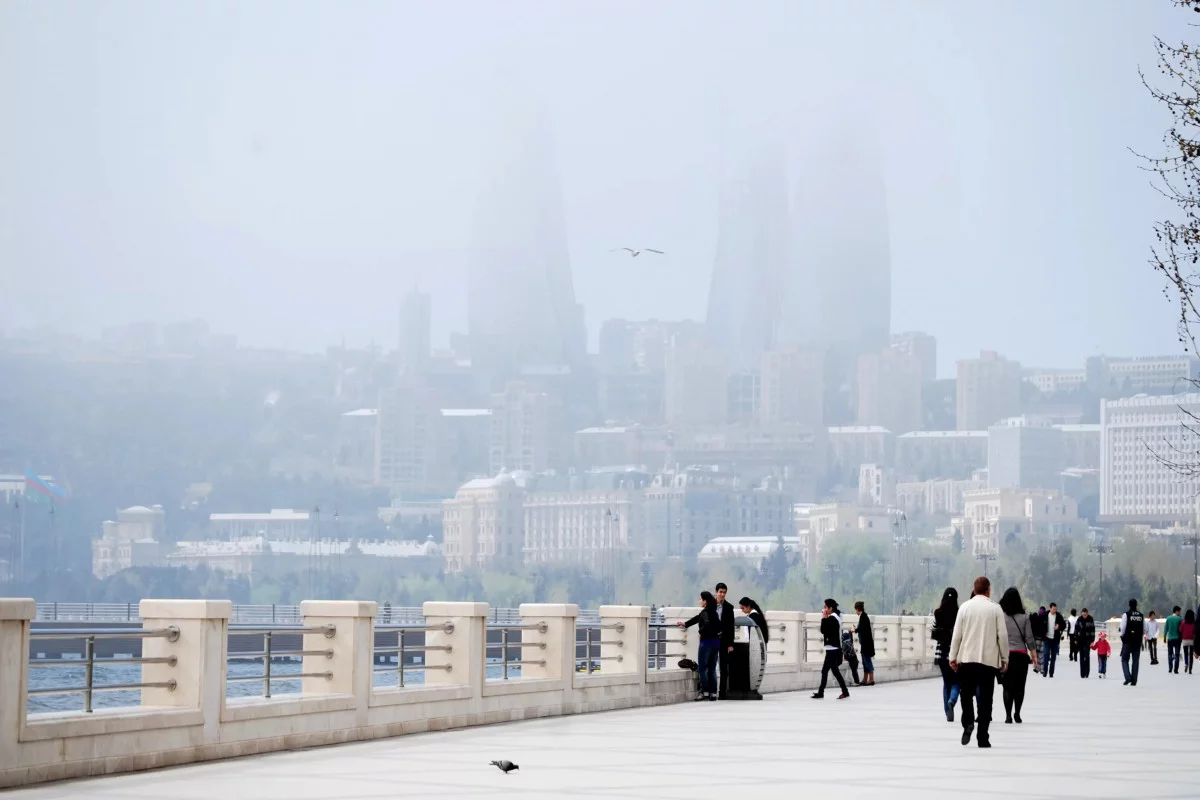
1091, 632, 1112, 679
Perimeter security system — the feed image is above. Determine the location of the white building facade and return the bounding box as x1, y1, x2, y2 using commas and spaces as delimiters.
1100, 393, 1200, 523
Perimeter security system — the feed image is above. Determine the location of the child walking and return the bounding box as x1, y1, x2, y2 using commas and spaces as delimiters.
1092, 631, 1112, 679
841, 629, 861, 686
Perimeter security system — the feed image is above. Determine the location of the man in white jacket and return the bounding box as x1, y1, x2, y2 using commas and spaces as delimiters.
949, 576, 1009, 749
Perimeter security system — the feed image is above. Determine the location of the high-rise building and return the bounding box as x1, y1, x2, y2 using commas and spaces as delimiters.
781, 123, 890, 355
398, 289, 431, 376
759, 345, 824, 427
1100, 392, 1200, 522
890, 332, 937, 384
598, 319, 638, 373
704, 145, 789, 370
468, 109, 583, 377
727, 371, 761, 424
956, 351, 1022, 431
987, 416, 1065, 491
375, 377, 446, 496
857, 345, 923, 434
488, 381, 561, 474
664, 339, 729, 430
1087, 354, 1200, 394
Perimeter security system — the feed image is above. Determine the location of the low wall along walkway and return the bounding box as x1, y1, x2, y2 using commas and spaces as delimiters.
0, 598, 939, 789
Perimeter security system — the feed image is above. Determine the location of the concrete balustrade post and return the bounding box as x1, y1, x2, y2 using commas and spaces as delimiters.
765, 610, 802, 668
139, 599, 231, 743
299, 601, 376, 711
598, 605, 649, 678
517, 604, 577, 681
0, 599, 34, 772
875, 615, 902, 661
659, 607, 700, 666
804, 613, 824, 664
422, 602, 488, 691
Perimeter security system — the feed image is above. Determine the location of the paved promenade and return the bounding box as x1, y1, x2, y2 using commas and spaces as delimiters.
11, 660, 1200, 799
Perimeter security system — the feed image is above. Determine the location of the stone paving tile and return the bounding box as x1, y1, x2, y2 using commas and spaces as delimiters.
10, 659, 1200, 799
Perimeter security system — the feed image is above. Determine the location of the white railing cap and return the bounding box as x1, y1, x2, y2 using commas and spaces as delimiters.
598, 605, 650, 619
0, 598, 35, 621
519, 603, 579, 617
422, 601, 489, 617
300, 600, 378, 618
140, 599, 233, 620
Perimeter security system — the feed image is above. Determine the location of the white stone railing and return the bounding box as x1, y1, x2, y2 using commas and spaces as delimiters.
0, 598, 938, 789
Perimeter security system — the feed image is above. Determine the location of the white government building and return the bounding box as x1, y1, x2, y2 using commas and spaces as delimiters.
1100, 392, 1200, 524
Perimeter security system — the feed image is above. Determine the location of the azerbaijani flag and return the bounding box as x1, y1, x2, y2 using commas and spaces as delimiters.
24, 469, 67, 501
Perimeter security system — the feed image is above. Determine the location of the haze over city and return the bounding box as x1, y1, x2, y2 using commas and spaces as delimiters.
0, 1, 1186, 373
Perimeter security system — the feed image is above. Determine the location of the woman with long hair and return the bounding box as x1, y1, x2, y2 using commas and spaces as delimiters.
998, 586, 1037, 724
738, 596, 769, 644
812, 598, 850, 700
931, 587, 960, 722
678, 591, 721, 701
1182, 609, 1196, 674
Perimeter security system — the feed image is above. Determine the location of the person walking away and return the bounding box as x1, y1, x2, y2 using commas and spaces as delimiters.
738, 597, 769, 645
1041, 603, 1065, 678
1075, 608, 1096, 678
949, 576, 1009, 748
1145, 611, 1160, 665
1092, 632, 1112, 678
998, 586, 1036, 725
713, 583, 736, 698
1030, 606, 1049, 661
678, 591, 721, 700
1181, 609, 1196, 674
812, 598, 850, 700
1119, 599, 1145, 686
931, 587, 960, 722
1165, 606, 1184, 674
1067, 609, 1079, 662
854, 601, 876, 686
841, 629, 861, 685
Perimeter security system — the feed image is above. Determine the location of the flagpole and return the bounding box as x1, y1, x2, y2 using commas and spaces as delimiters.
18, 497, 25, 587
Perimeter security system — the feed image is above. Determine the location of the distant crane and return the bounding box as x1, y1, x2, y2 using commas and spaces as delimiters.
610, 247, 664, 258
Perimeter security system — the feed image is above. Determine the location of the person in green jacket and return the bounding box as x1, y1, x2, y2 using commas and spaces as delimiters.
1165, 606, 1184, 674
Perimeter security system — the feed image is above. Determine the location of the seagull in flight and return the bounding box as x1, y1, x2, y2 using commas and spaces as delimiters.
611, 247, 665, 258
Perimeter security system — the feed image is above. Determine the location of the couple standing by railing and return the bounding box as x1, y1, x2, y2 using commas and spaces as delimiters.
675, 582, 770, 701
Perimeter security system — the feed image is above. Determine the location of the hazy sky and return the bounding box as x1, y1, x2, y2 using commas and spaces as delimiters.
0, 1, 1188, 375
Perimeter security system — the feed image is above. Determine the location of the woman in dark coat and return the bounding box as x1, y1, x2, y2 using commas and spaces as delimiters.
854, 601, 875, 686
678, 591, 721, 701
931, 587, 960, 722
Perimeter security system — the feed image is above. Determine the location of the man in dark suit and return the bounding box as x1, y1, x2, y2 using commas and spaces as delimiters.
1042, 603, 1066, 678
714, 582, 736, 699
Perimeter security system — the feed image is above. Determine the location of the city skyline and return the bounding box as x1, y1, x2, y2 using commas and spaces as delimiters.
0, 3, 1189, 376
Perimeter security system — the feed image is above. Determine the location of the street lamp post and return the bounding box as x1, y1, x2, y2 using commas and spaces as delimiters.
976, 552, 995, 578
876, 559, 890, 614
826, 563, 841, 597
1088, 539, 1113, 615
892, 513, 912, 612
1183, 535, 1199, 612
921, 556, 938, 585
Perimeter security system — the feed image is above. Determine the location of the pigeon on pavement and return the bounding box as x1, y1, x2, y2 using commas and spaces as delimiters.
490, 760, 519, 774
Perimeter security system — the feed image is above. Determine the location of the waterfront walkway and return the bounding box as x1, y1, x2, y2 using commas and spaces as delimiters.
11, 663, 1200, 799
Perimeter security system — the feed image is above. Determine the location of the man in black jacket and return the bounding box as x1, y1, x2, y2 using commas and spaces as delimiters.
714, 583, 737, 699
1041, 603, 1066, 678
1075, 608, 1097, 678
